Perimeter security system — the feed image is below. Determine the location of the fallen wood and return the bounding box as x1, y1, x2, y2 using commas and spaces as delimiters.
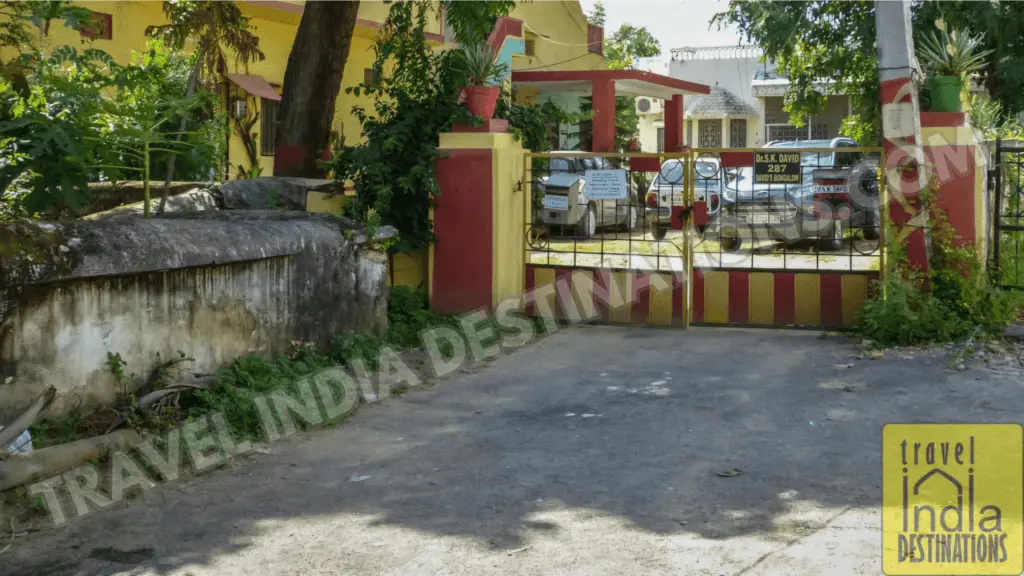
0, 430, 141, 492
104, 376, 213, 434
0, 387, 56, 457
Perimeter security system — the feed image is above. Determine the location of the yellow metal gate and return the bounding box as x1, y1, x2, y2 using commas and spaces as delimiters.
522, 146, 885, 329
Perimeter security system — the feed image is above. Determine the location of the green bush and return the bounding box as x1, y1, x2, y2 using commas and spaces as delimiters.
386, 285, 458, 349
856, 188, 1021, 346
178, 286, 459, 440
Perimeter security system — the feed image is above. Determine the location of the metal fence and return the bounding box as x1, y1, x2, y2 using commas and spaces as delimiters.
524, 152, 691, 274
994, 138, 1024, 289
523, 147, 885, 275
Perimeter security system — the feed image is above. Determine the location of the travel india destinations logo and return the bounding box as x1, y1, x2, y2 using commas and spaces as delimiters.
882, 424, 1024, 575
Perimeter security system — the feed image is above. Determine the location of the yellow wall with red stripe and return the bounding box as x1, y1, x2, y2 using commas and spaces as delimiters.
525, 264, 877, 329
689, 269, 875, 328
525, 266, 689, 327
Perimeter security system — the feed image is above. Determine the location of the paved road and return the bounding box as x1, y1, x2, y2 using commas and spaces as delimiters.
4, 326, 1022, 575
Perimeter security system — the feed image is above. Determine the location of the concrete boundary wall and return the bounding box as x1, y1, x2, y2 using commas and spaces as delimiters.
0, 211, 388, 423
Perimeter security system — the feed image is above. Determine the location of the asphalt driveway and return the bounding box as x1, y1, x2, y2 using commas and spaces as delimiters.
4, 326, 1023, 575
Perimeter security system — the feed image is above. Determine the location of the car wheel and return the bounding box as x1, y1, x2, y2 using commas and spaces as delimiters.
576, 203, 597, 238
720, 235, 743, 252
650, 223, 668, 240
863, 222, 880, 241
819, 219, 843, 252
623, 205, 639, 232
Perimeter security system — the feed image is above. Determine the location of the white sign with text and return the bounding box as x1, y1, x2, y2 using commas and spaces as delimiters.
584, 169, 629, 200
542, 194, 569, 211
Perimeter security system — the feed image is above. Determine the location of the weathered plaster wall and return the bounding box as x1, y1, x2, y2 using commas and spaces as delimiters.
0, 211, 388, 423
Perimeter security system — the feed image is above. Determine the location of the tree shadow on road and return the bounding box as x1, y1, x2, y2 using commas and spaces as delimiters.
5, 328, 1018, 575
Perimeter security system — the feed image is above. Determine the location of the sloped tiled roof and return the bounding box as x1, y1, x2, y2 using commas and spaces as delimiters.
684, 86, 759, 119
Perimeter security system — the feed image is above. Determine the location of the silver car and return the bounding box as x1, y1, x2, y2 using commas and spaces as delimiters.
644, 158, 726, 239
720, 138, 881, 251
533, 155, 639, 238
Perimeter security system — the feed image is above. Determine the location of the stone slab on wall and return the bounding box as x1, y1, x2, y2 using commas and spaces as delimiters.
0, 211, 387, 423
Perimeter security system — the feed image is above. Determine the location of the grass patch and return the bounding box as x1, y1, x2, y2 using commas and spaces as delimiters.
856, 186, 1022, 346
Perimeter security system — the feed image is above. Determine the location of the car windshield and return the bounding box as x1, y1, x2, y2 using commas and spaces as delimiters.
768, 142, 836, 168
800, 152, 834, 167
655, 161, 716, 185
727, 167, 754, 191
550, 158, 573, 173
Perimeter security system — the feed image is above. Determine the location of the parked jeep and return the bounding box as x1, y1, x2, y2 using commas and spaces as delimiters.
720, 138, 881, 252
533, 155, 638, 238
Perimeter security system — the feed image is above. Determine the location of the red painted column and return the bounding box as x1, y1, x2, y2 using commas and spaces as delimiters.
881, 77, 929, 274
591, 78, 616, 153
433, 149, 494, 314
875, 1, 929, 274
664, 94, 683, 152
922, 112, 977, 247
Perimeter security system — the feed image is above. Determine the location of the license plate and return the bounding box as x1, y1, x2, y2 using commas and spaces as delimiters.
746, 214, 783, 224
815, 184, 849, 195
543, 195, 569, 211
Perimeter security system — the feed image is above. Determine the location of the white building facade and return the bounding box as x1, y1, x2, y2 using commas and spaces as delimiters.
636, 46, 853, 152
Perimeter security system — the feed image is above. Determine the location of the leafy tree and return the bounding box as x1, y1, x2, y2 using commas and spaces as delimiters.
147, 0, 263, 212
274, 1, 360, 178
1, 2, 227, 218
327, 0, 517, 252
604, 25, 660, 71
0, 2, 114, 216
713, 1, 1024, 145
713, 1, 880, 144
445, 0, 516, 45
496, 92, 581, 153
585, 0, 605, 26
585, 3, 661, 151
327, 1, 472, 252
93, 45, 215, 217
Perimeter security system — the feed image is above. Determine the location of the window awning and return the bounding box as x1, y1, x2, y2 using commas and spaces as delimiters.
226, 74, 281, 101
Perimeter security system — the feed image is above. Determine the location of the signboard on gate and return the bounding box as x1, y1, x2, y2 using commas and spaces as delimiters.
584, 169, 629, 199
754, 151, 802, 184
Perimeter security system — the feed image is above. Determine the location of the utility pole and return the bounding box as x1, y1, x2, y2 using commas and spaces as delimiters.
875, 0, 930, 272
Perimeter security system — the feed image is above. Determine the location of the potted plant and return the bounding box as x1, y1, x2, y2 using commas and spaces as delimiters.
917, 19, 993, 113
460, 43, 509, 121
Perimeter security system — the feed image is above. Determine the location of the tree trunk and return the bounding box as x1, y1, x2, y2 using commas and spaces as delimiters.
274, 1, 359, 177
157, 54, 203, 215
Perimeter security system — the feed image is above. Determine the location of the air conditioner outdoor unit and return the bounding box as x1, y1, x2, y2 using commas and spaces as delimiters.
635, 97, 662, 115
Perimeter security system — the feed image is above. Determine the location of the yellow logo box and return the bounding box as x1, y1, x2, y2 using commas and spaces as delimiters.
883, 424, 1023, 575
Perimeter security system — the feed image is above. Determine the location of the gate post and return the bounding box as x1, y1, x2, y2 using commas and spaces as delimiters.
875, 0, 929, 274
920, 112, 990, 260
432, 131, 525, 314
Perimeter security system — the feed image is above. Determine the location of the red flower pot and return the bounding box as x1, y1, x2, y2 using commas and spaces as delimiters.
463, 86, 500, 120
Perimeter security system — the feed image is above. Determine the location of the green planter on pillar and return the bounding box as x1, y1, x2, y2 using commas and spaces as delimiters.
928, 76, 963, 112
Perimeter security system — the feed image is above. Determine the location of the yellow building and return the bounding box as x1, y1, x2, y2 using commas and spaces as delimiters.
34, 0, 603, 179
18, 0, 605, 292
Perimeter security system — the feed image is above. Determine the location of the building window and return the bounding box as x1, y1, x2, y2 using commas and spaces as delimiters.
729, 119, 747, 148
525, 33, 536, 57
766, 124, 804, 142
686, 120, 693, 147
697, 119, 722, 148
260, 98, 279, 156
763, 95, 839, 142
363, 68, 379, 89
80, 12, 112, 40
656, 127, 665, 153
